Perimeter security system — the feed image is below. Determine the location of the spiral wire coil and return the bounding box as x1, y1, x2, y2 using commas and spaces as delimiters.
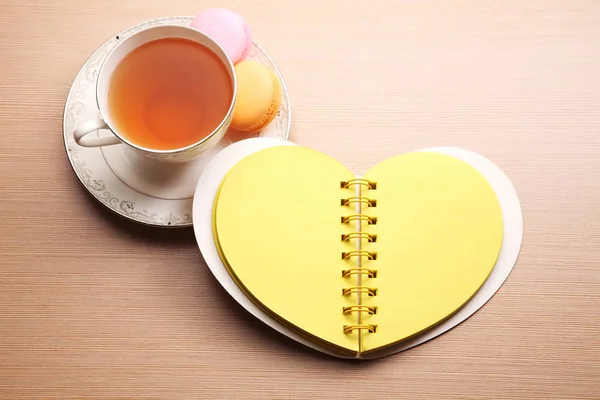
341, 179, 378, 335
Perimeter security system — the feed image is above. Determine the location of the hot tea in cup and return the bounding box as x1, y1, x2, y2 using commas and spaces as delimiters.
73, 24, 237, 163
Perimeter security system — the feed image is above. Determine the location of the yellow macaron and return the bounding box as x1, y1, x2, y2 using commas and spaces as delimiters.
231, 60, 282, 133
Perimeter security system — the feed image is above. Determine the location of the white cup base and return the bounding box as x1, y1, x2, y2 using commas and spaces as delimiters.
101, 135, 236, 200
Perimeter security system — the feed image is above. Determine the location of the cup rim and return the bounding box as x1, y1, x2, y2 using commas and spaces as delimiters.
95, 24, 238, 155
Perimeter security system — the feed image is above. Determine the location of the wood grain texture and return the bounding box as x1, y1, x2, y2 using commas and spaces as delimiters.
1, 0, 599, 398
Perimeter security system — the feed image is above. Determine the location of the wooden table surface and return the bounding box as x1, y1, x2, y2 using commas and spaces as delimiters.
1, 0, 600, 399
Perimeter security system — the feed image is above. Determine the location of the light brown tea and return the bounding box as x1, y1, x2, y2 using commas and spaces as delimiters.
108, 37, 233, 151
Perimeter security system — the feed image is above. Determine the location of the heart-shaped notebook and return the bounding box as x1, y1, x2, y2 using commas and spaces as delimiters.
193, 138, 523, 359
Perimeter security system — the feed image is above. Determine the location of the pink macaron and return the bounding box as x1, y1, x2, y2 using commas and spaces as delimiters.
191, 8, 252, 64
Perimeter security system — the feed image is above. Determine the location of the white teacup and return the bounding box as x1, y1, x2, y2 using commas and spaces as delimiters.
72, 24, 237, 164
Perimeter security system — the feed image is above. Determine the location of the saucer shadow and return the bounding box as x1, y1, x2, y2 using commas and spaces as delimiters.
76, 180, 195, 243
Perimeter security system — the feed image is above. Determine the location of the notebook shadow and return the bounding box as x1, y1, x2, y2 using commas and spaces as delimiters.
199, 261, 395, 366
73, 178, 393, 366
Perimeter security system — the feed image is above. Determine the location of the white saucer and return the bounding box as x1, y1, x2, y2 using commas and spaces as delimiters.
63, 16, 291, 228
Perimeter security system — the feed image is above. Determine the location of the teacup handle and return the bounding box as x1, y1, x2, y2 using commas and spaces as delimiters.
73, 119, 122, 147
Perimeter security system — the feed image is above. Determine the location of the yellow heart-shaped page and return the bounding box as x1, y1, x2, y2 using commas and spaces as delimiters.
212, 146, 503, 356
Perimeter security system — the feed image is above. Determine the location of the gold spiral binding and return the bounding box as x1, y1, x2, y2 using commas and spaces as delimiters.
341, 196, 377, 207
341, 215, 377, 225
341, 232, 377, 242
341, 268, 377, 278
343, 325, 377, 334
341, 179, 378, 345
343, 305, 378, 315
342, 287, 378, 296
340, 178, 377, 190
342, 250, 377, 260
